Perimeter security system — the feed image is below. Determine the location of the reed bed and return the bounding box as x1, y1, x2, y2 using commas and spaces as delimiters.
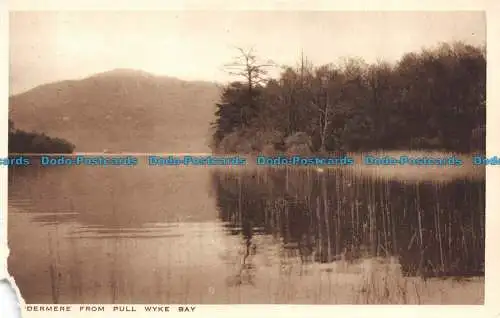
211, 163, 485, 289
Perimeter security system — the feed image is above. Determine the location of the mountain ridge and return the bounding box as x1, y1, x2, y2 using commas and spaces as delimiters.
9, 69, 221, 153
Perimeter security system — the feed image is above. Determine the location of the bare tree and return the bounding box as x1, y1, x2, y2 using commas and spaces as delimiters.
310, 68, 336, 153
222, 46, 276, 128
224, 46, 276, 93
310, 99, 331, 152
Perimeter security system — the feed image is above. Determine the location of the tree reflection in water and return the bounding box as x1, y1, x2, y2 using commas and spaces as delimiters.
226, 219, 257, 287
212, 167, 485, 282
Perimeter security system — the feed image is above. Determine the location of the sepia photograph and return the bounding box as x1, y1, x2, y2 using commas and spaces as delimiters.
7, 10, 486, 306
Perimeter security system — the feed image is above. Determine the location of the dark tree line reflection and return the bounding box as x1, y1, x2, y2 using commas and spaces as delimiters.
211, 168, 485, 279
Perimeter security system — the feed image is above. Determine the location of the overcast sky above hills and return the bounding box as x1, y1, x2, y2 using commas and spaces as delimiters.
9, 11, 485, 95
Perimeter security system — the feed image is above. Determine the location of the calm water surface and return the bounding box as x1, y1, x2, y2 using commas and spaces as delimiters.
7, 154, 485, 304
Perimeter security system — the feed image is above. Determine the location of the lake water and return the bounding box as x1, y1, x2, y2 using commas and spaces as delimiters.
7, 153, 485, 304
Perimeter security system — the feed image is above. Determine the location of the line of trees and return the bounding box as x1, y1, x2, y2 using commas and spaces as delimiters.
8, 119, 75, 153
212, 169, 485, 279
211, 42, 486, 154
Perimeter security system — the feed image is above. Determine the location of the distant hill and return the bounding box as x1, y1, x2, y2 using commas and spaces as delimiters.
8, 69, 221, 152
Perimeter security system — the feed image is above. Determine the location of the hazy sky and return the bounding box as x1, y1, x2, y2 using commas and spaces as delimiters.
9, 11, 485, 95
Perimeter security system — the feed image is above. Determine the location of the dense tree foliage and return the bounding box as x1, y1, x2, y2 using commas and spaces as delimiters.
211, 42, 486, 154
8, 119, 75, 153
